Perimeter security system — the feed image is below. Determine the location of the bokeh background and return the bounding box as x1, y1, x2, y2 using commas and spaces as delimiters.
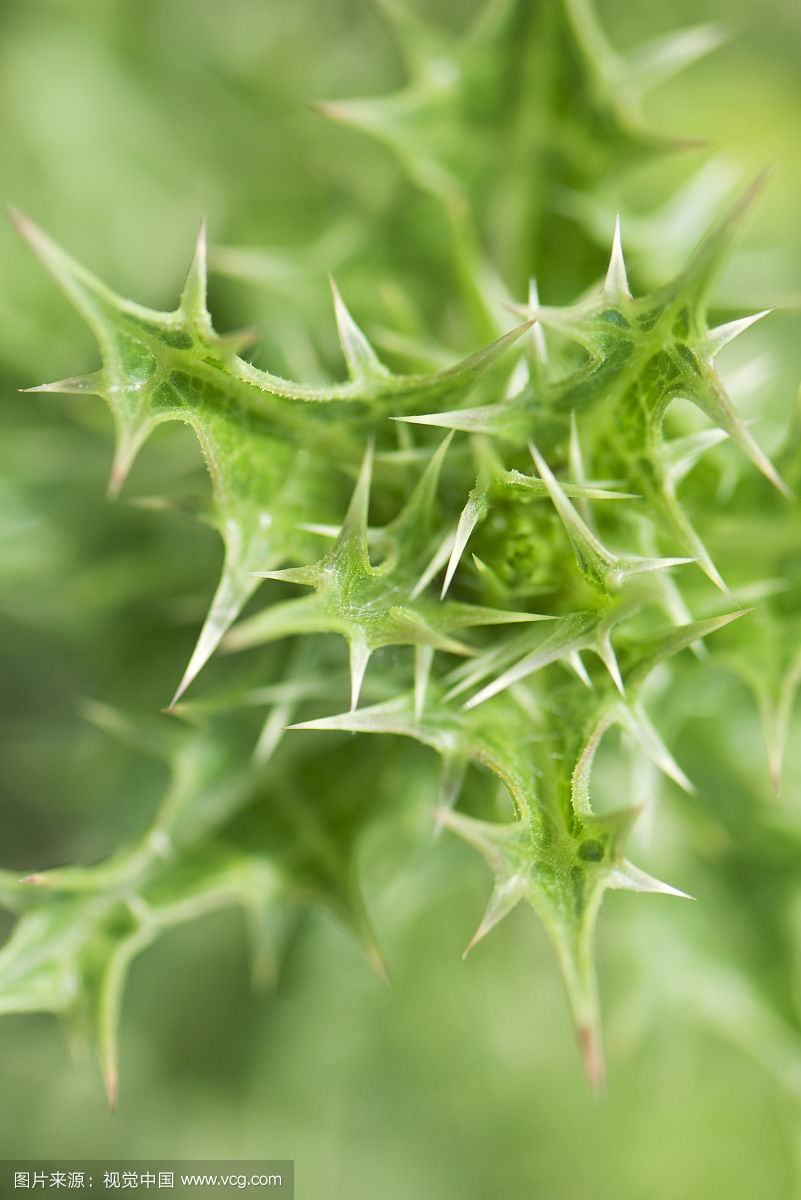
2, 0, 801, 1196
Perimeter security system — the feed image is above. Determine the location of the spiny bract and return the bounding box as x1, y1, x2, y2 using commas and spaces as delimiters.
2, 0, 797, 1102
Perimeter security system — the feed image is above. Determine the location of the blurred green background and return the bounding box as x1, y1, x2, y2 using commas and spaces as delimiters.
2, 0, 801, 1196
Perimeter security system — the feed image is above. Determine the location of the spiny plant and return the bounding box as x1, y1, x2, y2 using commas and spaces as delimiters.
2, 0, 799, 1108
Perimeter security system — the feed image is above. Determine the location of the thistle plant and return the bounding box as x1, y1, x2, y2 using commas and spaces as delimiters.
2, 0, 799, 1117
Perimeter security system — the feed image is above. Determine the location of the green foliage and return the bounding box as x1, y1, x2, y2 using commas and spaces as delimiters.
2, 0, 800, 1146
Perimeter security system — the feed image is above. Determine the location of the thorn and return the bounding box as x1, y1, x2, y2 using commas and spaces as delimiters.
463, 916, 492, 959
7, 206, 43, 248
528, 441, 621, 589
663, 172, 771, 310
457, 871, 526, 954
578, 1024, 606, 1098
106, 462, 127, 502
442, 491, 485, 598
345, 438, 375, 542
21, 374, 100, 396
597, 635, 624, 696
329, 276, 387, 381
609, 862, 694, 899
569, 411, 584, 481
10, 207, 121, 325
365, 938, 392, 987
528, 279, 548, 365
170, 551, 265, 706
609, 556, 696, 590
568, 412, 594, 528
569, 651, 592, 688
349, 639, 371, 711
604, 215, 630, 298
105, 427, 152, 501
626, 706, 695, 794
218, 324, 261, 356
103, 1066, 118, 1113
311, 98, 371, 130
434, 759, 466, 830
179, 218, 212, 334
169, 627, 217, 710
771, 758, 781, 798
628, 22, 728, 94
414, 644, 434, 721
20, 873, 48, 885
411, 529, 455, 600
704, 309, 772, 358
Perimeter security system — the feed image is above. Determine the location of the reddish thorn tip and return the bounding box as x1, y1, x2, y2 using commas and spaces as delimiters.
578, 1025, 606, 1097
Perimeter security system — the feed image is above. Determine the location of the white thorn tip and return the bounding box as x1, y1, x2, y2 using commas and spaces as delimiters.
349, 640, 370, 711
604, 215, 630, 298
527, 278, 548, 363
414, 645, 434, 721
705, 309, 772, 358
441, 502, 480, 598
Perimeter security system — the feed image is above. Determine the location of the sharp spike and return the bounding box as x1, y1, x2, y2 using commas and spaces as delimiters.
329, 276, 388, 381
216, 324, 262, 356
659, 173, 770, 310
103, 1064, 118, 1114
568, 650, 593, 688
608, 862, 693, 899
596, 634, 624, 697
528, 278, 548, 365
462, 875, 526, 958
170, 557, 262, 707
704, 309, 772, 359
545, 901, 606, 1096
411, 529, 456, 600
656, 491, 732, 597
22, 373, 102, 396
349, 638, 371, 711
569, 412, 585, 483
435, 758, 467, 827
664, 428, 729, 486
609, 556, 695, 589
625, 705, 695, 794
689, 370, 791, 497
389, 431, 454, 544
770, 758, 781, 797
529, 442, 620, 589
442, 490, 486, 597
363, 935, 392, 987
762, 650, 801, 797
106, 420, 159, 500
578, 1023, 605, 1098
569, 411, 596, 528
393, 403, 517, 437
180, 219, 210, 328
628, 609, 751, 693
344, 440, 375, 546
96, 934, 144, 1115
254, 702, 293, 766
414, 644, 434, 720
11, 209, 128, 334
252, 564, 321, 586
312, 97, 389, 140
463, 623, 580, 710
604, 215, 630, 298
627, 22, 727, 94
78, 699, 178, 762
